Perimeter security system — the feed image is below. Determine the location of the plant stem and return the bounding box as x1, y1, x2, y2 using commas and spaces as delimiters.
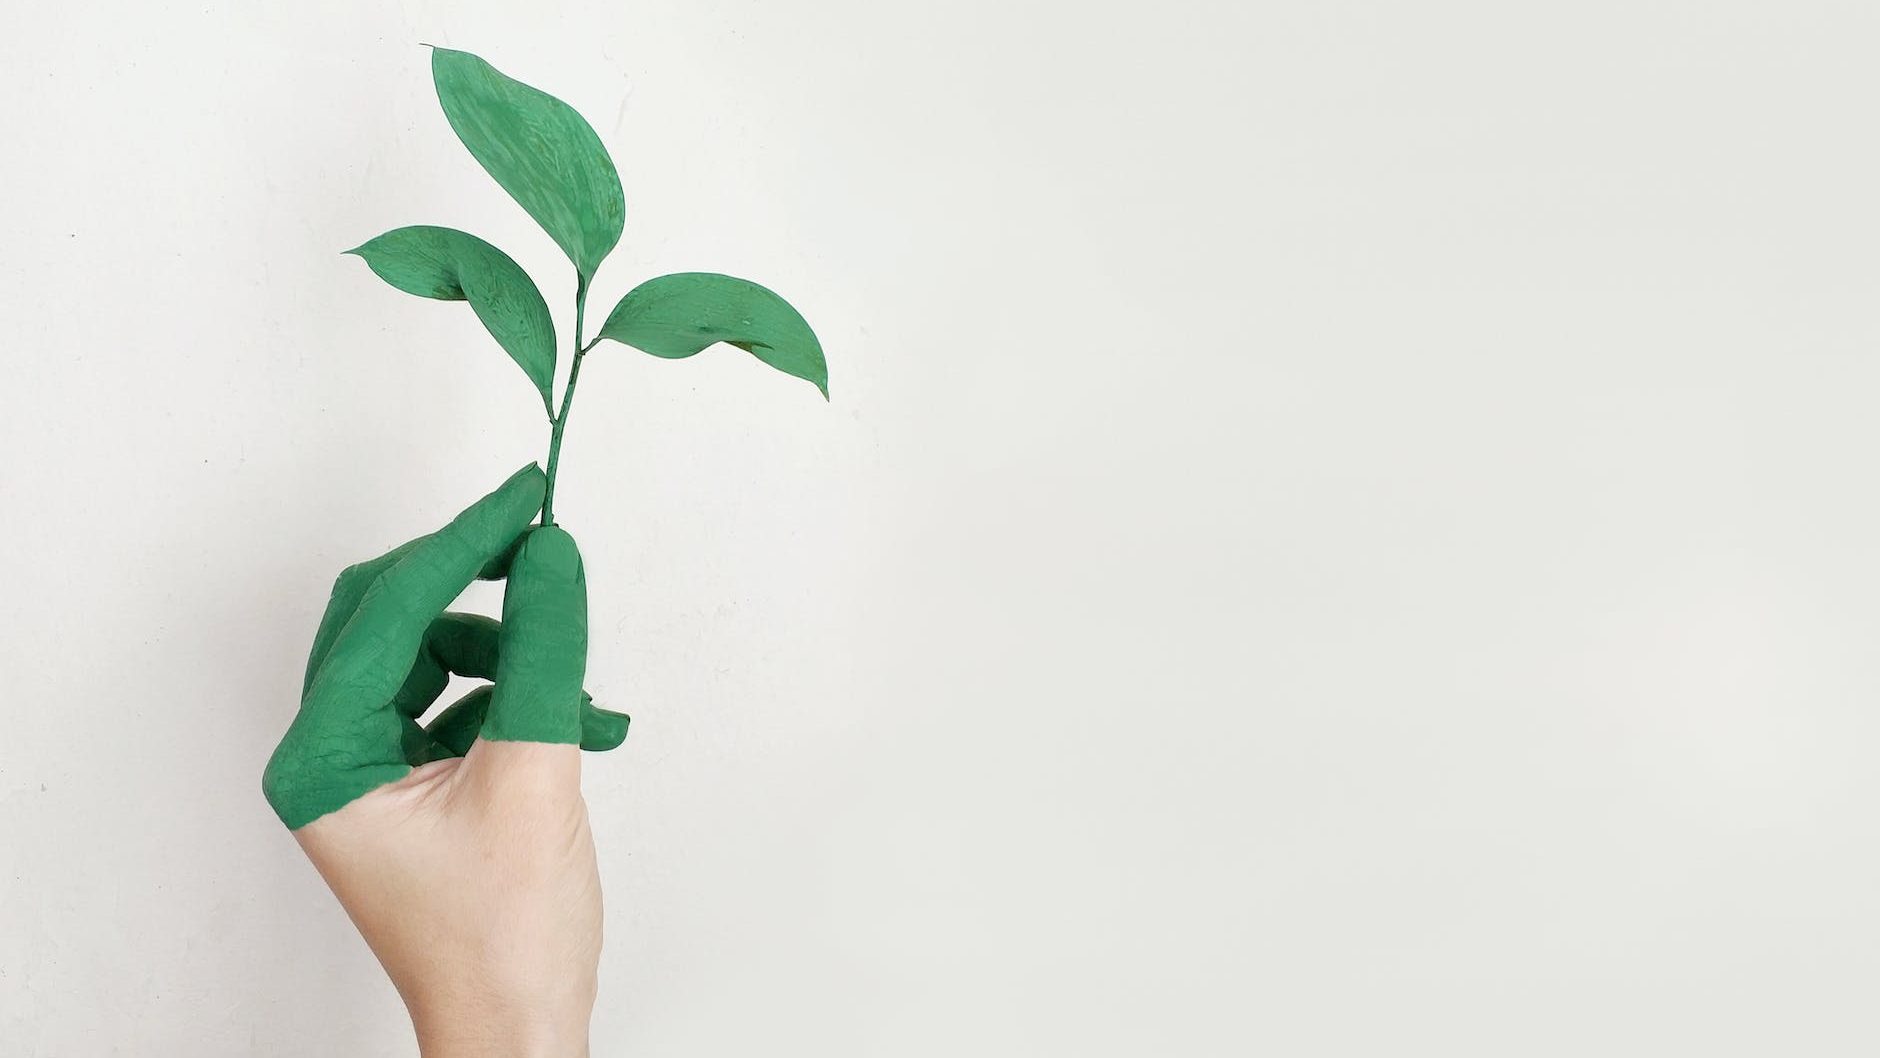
541, 272, 590, 526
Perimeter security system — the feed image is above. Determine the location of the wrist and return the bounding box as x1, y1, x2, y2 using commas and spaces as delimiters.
411, 1003, 589, 1058
416, 1028, 588, 1058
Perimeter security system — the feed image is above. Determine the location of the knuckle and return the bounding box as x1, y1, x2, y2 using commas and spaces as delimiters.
330, 561, 371, 599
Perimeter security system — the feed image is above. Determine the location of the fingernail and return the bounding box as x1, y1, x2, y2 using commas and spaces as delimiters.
525, 526, 580, 580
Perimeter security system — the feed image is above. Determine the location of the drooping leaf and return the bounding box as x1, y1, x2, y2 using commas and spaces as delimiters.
595, 273, 828, 398
430, 47, 624, 285
345, 225, 557, 414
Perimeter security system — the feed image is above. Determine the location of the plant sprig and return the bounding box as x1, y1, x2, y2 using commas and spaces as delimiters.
346, 46, 828, 526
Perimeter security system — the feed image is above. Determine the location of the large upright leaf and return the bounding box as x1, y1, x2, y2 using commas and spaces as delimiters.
345, 225, 557, 413
430, 47, 624, 284
595, 273, 828, 398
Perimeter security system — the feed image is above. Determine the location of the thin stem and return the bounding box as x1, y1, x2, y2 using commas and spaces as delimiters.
542, 272, 590, 526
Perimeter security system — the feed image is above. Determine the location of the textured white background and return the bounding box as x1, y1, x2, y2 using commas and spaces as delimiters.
3, 1, 1879, 1054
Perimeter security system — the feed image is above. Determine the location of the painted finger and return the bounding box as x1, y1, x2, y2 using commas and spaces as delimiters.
303, 464, 545, 712
392, 612, 617, 760
397, 611, 624, 752
426, 687, 628, 758
300, 508, 530, 696
580, 698, 631, 751
424, 684, 496, 757
263, 464, 546, 829
381, 612, 502, 766
478, 525, 587, 746
302, 538, 418, 696
386, 612, 503, 721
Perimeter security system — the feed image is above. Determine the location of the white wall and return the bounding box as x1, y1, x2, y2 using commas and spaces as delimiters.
3, 1, 1878, 1054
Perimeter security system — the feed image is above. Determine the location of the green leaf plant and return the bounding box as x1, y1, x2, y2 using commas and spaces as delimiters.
348, 46, 828, 527
262, 50, 828, 832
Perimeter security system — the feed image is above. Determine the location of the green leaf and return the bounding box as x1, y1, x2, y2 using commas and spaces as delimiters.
430, 47, 624, 284
345, 225, 558, 414
595, 273, 828, 398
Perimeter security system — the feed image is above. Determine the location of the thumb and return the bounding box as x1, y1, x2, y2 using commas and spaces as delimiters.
479, 525, 588, 746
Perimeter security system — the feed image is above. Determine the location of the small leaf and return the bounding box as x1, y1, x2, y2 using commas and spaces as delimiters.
430, 47, 624, 284
595, 273, 828, 398
345, 225, 557, 414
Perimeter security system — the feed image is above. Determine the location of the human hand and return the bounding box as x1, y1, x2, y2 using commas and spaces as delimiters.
262, 464, 628, 1058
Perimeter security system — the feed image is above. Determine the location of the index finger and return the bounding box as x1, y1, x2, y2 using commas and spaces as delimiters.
303, 463, 546, 710
301, 522, 531, 697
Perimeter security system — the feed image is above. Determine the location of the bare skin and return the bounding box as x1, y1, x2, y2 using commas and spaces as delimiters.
294, 740, 599, 1058
264, 467, 619, 1057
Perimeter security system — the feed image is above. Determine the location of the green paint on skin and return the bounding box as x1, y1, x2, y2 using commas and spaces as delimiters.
482, 525, 589, 743
262, 465, 628, 830
275, 47, 832, 828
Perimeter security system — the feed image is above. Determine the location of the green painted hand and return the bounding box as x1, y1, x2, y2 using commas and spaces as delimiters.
262, 463, 628, 830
